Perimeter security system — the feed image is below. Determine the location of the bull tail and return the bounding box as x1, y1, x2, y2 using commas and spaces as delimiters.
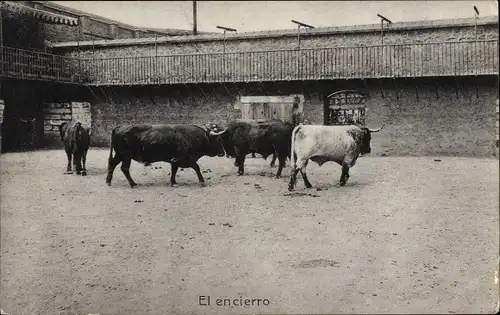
109, 126, 119, 160
290, 124, 301, 170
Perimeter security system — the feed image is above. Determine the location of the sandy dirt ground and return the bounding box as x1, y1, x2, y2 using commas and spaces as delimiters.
0, 149, 499, 315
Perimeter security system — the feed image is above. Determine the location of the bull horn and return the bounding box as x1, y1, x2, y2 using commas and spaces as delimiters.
209, 128, 226, 136
368, 124, 385, 133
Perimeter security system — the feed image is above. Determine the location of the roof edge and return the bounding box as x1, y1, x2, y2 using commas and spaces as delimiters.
51, 15, 499, 49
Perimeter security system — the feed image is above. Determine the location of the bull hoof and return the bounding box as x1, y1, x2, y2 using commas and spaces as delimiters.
76, 171, 81, 175
305, 184, 313, 189
106, 181, 111, 186
130, 183, 137, 188
65, 171, 73, 175
81, 171, 87, 176
171, 183, 177, 187
339, 181, 346, 187
288, 186, 294, 191
199, 182, 206, 187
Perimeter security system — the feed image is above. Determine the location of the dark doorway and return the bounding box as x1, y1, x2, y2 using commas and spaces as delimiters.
1, 79, 43, 152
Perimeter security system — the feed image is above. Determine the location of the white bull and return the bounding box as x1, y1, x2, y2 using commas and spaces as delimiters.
288, 124, 384, 191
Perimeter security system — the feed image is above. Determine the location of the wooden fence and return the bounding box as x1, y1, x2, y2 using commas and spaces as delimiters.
1, 39, 499, 85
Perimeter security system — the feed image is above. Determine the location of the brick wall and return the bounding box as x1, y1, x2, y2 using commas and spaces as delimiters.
58, 19, 499, 59
41, 23, 98, 43
40, 76, 497, 157
40, 21, 176, 45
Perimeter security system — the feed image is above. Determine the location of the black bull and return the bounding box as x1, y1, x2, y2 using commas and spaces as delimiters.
221, 119, 295, 178
105, 124, 227, 188
52, 120, 91, 176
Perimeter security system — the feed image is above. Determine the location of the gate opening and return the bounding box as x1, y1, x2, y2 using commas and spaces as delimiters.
324, 90, 367, 125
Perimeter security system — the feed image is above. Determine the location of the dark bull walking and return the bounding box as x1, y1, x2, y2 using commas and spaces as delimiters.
288, 124, 384, 191
222, 119, 295, 178
105, 124, 227, 188
51, 120, 91, 176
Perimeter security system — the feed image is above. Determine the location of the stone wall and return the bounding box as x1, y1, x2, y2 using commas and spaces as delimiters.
39, 76, 498, 157
496, 99, 499, 158
71, 102, 92, 127
42, 102, 91, 133
0, 100, 4, 123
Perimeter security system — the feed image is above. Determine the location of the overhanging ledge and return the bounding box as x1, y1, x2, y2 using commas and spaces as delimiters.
1, 1, 79, 26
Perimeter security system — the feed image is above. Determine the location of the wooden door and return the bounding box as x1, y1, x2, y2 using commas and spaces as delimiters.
239, 95, 303, 123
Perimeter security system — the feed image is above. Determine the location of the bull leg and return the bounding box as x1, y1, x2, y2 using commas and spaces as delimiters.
190, 163, 206, 187
72, 153, 79, 175
270, 153, 277, 167
275, 154, 287, 178
340, 154, 358, 186
236, 155, 246, 175
120, 157, 137, 188
299, 160, 313, 188
74, 153, 82, 175
81, 150, 88, 176
170, 163, 179, 186
288, 157, 303, 191
340, 164, 350, 186
106, 155, 122, 186
65, 149, 73, 174
288, 168, 300, 191
288, 158, 310, 191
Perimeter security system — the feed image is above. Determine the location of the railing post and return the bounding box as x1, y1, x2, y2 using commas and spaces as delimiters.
223, 30, 226, 81
155, 34, 158, 84
291, 20, 314, 81
297, 25, 300, 79
377, 15, 392, 77
216, 26, 236, 82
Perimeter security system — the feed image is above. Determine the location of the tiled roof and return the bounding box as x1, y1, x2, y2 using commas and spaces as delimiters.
1, 1, 79, 26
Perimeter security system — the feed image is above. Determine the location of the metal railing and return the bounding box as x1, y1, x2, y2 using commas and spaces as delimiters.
0, 46, 82, 83
1, 39, 499, 85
